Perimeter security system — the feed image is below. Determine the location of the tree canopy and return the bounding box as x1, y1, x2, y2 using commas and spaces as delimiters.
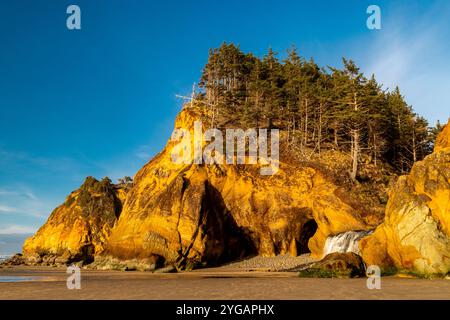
197, 42, 437, 175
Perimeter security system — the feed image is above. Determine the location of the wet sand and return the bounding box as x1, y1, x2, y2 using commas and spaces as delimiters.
0, 266, 449, 300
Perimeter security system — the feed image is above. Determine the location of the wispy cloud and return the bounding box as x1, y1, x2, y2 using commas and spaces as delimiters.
0, 205, 21, 213
0, 186, 52, 219
0, 189, 37, 200
0, 147, 91, 182
359, 1, 450, 125
0, 224, 36, 235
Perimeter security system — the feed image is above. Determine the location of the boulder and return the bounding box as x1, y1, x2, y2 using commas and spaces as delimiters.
434, 121, 450, 152
22, 177, 126, 265
360, 121, 450, 275
298, 252, 366, 278
0, 253, 26, 266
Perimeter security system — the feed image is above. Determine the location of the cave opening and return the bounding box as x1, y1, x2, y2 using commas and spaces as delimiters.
297, 219, 318, 254
202, 182, 258, 267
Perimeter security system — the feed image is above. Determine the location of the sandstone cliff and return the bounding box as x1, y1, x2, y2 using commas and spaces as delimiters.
22, 177, 126, 265
21, 106, 378, 269
105, 106, 374, 268
360, 121, 450, 275
434, 120, 450, 152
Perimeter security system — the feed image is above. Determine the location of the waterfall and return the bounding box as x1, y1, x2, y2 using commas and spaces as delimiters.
323, 230, 372, 257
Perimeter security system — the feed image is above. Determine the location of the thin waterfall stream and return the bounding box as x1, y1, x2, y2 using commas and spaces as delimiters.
322, 230, 373, 257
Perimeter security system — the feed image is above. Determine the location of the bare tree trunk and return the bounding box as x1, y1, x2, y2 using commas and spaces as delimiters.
292, 116, 296, 144
351, 129, 359, 181
373, 133, 377, 167
318, 102, 323, 156
299, 118, 304, 151
287, 123, 290, 145
350, 92, 360, 182
334, 126, 339, 147
304, 98, 308, 147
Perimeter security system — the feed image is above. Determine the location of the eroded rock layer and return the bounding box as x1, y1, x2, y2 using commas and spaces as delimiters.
434, 120, 450, 152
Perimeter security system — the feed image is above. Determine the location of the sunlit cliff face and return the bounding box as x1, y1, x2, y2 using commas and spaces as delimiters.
26, 110, 450, 274
23, 105, 378, 269
85, 106, 375, 266
361, 121, 450, 275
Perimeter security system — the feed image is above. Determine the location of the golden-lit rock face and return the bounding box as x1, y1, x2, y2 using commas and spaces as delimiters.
434, 121, 450, 152
360, 121, 450, 275
21, 107, 450, 273
22, 177, 124, 264
105, 106, 372, 267
23, 106, 376, 268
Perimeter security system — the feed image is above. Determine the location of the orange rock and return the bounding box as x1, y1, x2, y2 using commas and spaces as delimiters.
434, 120, 450, 152
106, 106, 372, 267
361, 120, 450, 275
23, 177, 125, 264
24, 106, 377, 269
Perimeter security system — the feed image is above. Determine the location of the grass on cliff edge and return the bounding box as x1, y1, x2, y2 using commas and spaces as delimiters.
298, 269, 363, 279
298, 267, 449, 279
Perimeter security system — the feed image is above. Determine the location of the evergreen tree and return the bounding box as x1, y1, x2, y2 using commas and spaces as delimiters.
329, 58, 368, 181
197, 43, 436, 174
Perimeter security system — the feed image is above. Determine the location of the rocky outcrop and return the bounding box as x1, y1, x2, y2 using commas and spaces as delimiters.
105, 106, 373, 268
434, 120, 450, 152
360, 121, 450, 275
298, 252, 366, 278
0, 253, 26, 267
22, 106, 378, 269
22, 177, 126, 265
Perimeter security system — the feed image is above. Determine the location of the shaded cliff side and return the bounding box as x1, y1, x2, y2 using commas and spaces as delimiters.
360, 121, 450, 275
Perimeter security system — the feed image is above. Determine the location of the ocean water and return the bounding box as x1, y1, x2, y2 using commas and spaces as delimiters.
0, 276, 35, 283
0, 233, 31, 257
0, 255, 12, 262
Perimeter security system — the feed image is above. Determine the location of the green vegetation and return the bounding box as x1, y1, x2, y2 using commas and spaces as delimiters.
380, 266, 398, 276
64, 195, 76, 208
397, 269, 447, 279
298, 268, 360, 278
197, 43, 439, 177
299, 267, 447, 279
78, 176, 121, 220
118, 176, 133, 191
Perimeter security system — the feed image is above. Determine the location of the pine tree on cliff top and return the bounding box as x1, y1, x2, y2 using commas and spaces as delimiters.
198, 43, 435, 176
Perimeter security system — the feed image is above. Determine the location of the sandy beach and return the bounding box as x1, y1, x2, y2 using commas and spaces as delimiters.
0, 265, 449, 300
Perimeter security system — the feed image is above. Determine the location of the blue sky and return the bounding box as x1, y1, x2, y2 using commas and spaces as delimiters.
0, 0, 449, 236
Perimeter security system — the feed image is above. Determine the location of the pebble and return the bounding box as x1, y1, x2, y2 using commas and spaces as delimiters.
216, 254, 317, 272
